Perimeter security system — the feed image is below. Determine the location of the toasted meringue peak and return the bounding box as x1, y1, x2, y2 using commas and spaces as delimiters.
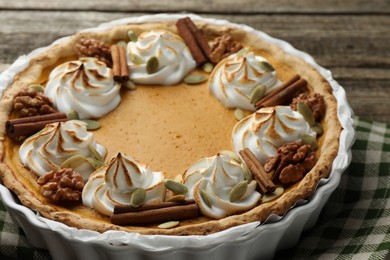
126, 30, 196, 85
232, 106, 317, 164
209, 50, 278, 110
44, 58, 121, 119
82, 153, 165, 216
182, 154, 260, 219
19, 120, 107, 179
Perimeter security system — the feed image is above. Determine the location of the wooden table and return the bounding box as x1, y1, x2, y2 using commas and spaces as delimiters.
0, 0, 389, 123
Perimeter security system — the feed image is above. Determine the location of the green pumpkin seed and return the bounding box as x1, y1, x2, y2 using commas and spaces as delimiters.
250, 84, 266, 104
297, 102, 315, 126
116, 41, 127, 49
82, 119, 101, 131
128, 52, 144, 65
219, 150, 241, 163
146, 56, 159, 74
311, 122, 324, 135
89, 145, 103, 161
67, 109, 80, 120
229, 181, 248, 202
183, 74, 208, 85
167, 195, 186, 202
260, 61, 275, 72
157, 221, 179, 229
200, 189, 212, 208
234, 108, 245, 121
61, 154, 88, 169
131, 188, 146, 207
30, 85, 44, 93
301, 134, 318, 149
202, 62, 214, 73
261, 187, 284, 203
123, 80, 136, 90
241, 163, 252, 183
235, 48, 247, 56
86, 157, 105, 169
127, 30, 138, 42
164, 179, 188, 195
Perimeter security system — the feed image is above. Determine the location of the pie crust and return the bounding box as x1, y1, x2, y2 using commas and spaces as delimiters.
0, 20, 341, 235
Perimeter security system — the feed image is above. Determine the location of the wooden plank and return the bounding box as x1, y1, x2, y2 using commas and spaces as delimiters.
0, 0, 389, 14
0, 11, 389, 69
341, 80, 390, 123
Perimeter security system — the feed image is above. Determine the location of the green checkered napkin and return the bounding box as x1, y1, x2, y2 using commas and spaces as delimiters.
0, 116, 389, 260
277, 117, 390, 259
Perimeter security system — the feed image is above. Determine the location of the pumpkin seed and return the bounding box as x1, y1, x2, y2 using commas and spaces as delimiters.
164, 179, 188, 195
200, 189, 212, 208
123, 80, 136, 90
311, 122, 324, 135
146, 56, 159, 74
219, 150, 241, 163
297, 102, 315, 126
260, 61, 275, 72
234, 108, 245, 121
241, 163, 252, 183
167, 195, 186, 202
183, 74, 207, 85
61, 154, 88, 169
131, 188, 146, 207
127, 30, 138, 42
87, 157, 104, 169
261, 187, 284, 203
128, 52, 144, 65
82, 119, 101, 131
202, 62, 214, 73
30, 85, 44, 93
250, 84, 266, 104
67, 109, 80, 120
235, 48, 247, 56
116, 41, 127, 49
157, 221, 179, 229
229, 181, 248, 202
89, 145, 103, 161
301, 134, 318, 149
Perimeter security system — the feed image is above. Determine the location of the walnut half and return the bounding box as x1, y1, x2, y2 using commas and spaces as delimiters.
13, 87, 57, 117
37, 168, 84, 202
290, 93, 325, 121
264, 142, 317, 184
210, 34, 243, 63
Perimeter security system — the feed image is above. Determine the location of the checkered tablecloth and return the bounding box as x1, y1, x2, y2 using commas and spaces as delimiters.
1, 116, 389, 260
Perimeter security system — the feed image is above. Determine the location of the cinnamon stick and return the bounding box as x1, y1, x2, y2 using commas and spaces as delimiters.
6, 112, 68, 137
183, 17, 212, 60
111, 200, 199, 225
239, 148, 276, 194
255, 74, 307, 109
118, 46, 129, 81
110, 45, 129, 82
176, 18, 207, 66
114, 199, 196, 214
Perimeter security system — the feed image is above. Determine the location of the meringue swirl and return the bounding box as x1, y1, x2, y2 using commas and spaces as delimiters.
44, 58, 121, 119
126, 30, 196, 85
19, 120, 107, 179
82, 153, 165, 216
182, 154, 260, 219
209, 50, 278, 110
232, 106, 317, 164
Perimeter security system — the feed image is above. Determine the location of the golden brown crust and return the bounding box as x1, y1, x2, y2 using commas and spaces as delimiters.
0, 20, 341, 235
